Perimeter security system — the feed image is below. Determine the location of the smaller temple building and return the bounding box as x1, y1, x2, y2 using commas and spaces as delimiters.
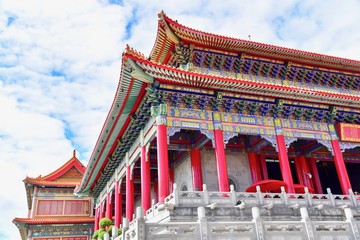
13, 151, 94, 240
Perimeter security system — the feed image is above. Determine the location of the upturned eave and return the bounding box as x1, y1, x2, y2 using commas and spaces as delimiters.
150, 11, 360, 73
76, 47, 151, 196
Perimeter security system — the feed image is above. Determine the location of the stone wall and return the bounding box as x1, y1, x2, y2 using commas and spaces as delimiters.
202, 150, 252, 191
174, 154, 192, 191
174, 150, 253, 192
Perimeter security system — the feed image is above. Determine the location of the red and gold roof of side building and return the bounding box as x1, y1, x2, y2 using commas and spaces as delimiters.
24, 151, 86, 209
13, 216, 94, 225
24, 150, 85, 185
13, 216, 94, 240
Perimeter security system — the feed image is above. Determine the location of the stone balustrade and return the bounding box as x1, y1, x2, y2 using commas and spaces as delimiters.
113, 184, 360, 240
144, 184, 360, 222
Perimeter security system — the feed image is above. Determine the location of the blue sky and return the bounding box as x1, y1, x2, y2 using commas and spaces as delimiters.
1, 0, 360, 238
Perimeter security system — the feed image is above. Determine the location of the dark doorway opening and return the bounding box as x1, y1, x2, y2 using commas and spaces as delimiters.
346, 162, 360, 193
317, 161, 341, 194
266, 159, 299, 184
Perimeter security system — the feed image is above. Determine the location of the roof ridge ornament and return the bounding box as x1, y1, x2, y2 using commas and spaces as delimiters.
125, 44, 146, 59
157, 12, 180, 44
158, 10, 166, 19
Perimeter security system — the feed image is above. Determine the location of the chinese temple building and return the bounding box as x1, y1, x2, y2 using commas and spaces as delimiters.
13, 151, 94, 240
76, 11, 360, 239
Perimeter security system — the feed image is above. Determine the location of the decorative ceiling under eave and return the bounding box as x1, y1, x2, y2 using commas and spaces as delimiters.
136, 52, 360, 107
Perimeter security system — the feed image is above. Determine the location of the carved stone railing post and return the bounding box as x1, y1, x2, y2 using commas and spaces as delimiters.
327, 188, 335, 206
134, 207, 146, 240
121, 218, 129, 240
150, 199, 155, 218
304, 187, 313, 207
256, 186, 263, 205
173, 183, 179, 207
203, 184, 209, 205
300, 207, 315, 240
112, 226, 119, 239
344, 207, 360, 239
252, 207, 264, 240
197, 207, 209, 239
103, 232, 110, 240
230, 185, 237, 206
348, 189, 358, 208
280, 186, 288, 205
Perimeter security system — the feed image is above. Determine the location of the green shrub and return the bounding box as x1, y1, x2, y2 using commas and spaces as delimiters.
98, 230, 107, 240
92, 229, 106, 239
93, 218, 122, 239
99, 217, 112, 227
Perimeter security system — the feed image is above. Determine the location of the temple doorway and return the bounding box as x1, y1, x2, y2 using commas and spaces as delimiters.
266, 159, 299, 184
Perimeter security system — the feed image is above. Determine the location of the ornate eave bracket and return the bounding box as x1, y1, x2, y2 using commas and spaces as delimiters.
261, 135, 278, 152
223, 132, 239, 148
200, 129, 215, 148
318, 140, 334, 156
284, 137, 297, 151
339, 142, 360, 152
167, 127, 182, 145
259, 135, 298, 153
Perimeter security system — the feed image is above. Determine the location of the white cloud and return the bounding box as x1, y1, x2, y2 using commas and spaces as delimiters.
1, 0, 360, 239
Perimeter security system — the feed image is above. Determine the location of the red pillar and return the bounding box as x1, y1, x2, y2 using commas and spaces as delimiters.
169, 166, 174, 193
275, 135, 295, 193
259, 155, 269, 180
214, 129, 229, 192
106, 191, 112, 220
94, 207, 99, 231
190, 149, 203, 191
100, 202, 105, 219
331, 139, 352, 194
297, 156, 314, 190
126, 165, 134, 221
114, 181, 122, 228
309, 158, 323, 194
141, 146, 151, 213
247, 152, 262, 183
157, 123, 169, 203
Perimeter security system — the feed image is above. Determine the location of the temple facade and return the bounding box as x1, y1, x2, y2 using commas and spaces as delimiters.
76, 12, 360, 239
13, 151, 94, 240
